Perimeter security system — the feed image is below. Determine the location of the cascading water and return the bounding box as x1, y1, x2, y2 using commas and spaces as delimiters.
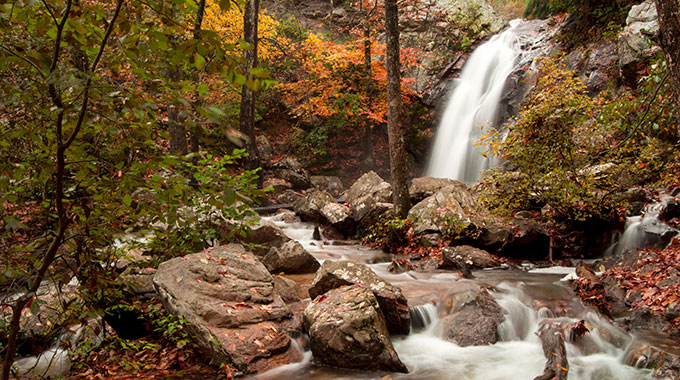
250, 215, 664, 380
426, 20, 520, 184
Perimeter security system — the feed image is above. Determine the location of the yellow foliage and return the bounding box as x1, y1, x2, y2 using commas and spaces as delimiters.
203, 1, 285, 61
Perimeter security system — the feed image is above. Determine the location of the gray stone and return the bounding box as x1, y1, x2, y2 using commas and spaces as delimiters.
242, 219, 292, 257
407, 184, 479, 235
346, 171, 392, 204
303, 285, 408, 373
263, 241, 321, 274
409, 177, 463, 204
310, 175, 345, 197
440, 281, 504, 346
272, 275, 308, 303
309, 260, 410, 335
441, 245, 498, 269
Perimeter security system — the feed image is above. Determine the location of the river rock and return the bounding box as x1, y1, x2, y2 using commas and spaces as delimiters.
153, 245, 299, 374
441, 245, 498, 269
408, 183, 480, 235
346, 171, 392, 204
263, 240, 321, 274
310, 175, 344, 197
242, 219, 292, 257
349, 193, 392, 232
256, 135, 273, 165
294, 189, 336, 223
440, 281, 504, 346
303, 285, 408, 373
274, 157, 311, 190
625, 340, 680, 379
309, 260, 410, 335
409, 177, 463, 204
272, 275, 308, 303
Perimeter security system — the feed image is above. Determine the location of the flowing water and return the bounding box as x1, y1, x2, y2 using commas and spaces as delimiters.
606, 195, 678, 257
250, 216, 663, 380
426, 20, 521, 184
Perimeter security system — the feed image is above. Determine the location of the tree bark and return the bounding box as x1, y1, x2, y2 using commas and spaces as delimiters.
384, 0, 411, 218
655, 0, 680, 138
239, 0, 261, 170
362, 22, 373, 156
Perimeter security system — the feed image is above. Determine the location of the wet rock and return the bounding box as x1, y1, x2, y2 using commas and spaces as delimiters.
440, 281, 504, 346
408, 184, 479, 235
263, 241, 321, 274
309, 260, 410, 335
310, 175, 344, 198
441, 245, 498, 269
409, 177, 463, 204
294, 189, 336, 223
349, 194, 392, 233
270, 209, 299, 224
153, 245, 298, 374
625, 340, 680, 379
660, 198, 680, 222
242, 219, 292, 257
303, 285, 408, 373
533, 324, 569, 380
346, 171, 392, 204
272, 275, 308, 303
320, 202, 355, 237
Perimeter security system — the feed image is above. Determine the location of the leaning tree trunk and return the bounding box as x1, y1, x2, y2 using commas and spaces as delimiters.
385, 0, 411, 218
239, 0, 261, 170
654, 0, 680, 138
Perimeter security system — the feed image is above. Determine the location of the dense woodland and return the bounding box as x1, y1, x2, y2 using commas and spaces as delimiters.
1, 0, 680, 378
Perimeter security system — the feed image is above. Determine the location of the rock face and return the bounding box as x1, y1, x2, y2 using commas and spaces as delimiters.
309, 260, 410, 335
408, 183, 479, 235
272, 275, 308, 303
153, 245, 299, 374
303, 285, 408, 373
618, 0, 659, 83
441, 245, 498, 269
440, 281, 504, 346
263, 240, 320, 274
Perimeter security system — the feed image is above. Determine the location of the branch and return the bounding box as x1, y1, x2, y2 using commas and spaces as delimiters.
0, 44, 46, 78
40, 0, 58, 25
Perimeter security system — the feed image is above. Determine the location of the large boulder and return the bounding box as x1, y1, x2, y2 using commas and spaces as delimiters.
241, 219, 291, 257
439, 281, 505, 346
153, 245, 299, 374
407, 183, 480, 235
294, 189, 354, 236
263, 240, 321, 274
309, 260, 410, 335
272, 275, 308, 303
303, 285, 408, 373
310, 175, 344, 198
346, 171, 392, 204
274, 157, 311, 190
441, 245, 499, 269
409, 177, 463, 204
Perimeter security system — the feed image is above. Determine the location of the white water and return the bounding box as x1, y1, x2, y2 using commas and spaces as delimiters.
606, 195, 678, 256
249, 216, 661, 380
427, 20, 520, 184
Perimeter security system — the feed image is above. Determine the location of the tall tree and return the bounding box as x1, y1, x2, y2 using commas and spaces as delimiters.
654, 0, 680, 137
240, 0, 261, 170
384, 0, 411, 218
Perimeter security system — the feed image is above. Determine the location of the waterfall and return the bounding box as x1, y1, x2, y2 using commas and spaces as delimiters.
409, 303, 438, 332
427, 20, 521, 184
607, 196, 678, 256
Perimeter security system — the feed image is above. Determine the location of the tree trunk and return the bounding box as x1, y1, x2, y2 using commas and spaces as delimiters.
189, 0, 207, 156
167, 1, 186, 156
655, 0, 680, 138
239, 0, 261, 170
362, 24, 373, 156
384, 0, 411, 218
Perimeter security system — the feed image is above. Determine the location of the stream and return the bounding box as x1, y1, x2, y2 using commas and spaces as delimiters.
248, 215, 662, 380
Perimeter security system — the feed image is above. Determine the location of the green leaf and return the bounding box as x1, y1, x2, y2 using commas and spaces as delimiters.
5, 216, 27, 231
194, 53, 206, 70
123, 194, 133, 207
197, 84, 209, 96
